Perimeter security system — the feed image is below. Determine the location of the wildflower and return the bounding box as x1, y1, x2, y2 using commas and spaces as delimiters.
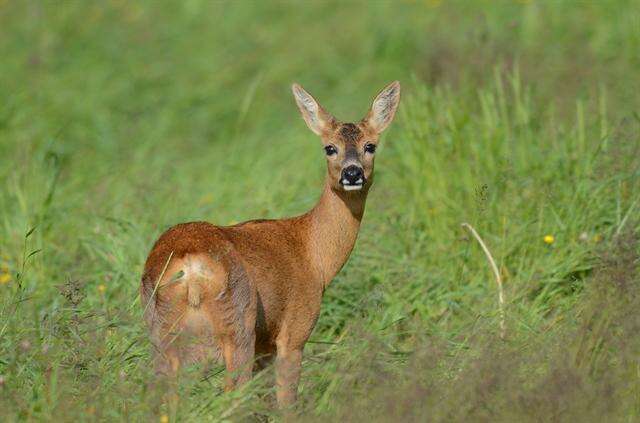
593, 234, 602, 243
160, 415, 169, 423
98, 284, 106, 294
543, 234, 555, 244
0, 273, 10, 285
579, 232, 589, 242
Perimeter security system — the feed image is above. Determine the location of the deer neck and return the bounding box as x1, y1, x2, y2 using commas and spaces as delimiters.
304, 179, 368, 289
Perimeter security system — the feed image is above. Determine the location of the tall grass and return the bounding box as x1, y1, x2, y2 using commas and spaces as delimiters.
0, 1, 639, 421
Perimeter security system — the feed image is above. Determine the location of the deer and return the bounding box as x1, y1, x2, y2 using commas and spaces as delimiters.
140, 81, 401, 408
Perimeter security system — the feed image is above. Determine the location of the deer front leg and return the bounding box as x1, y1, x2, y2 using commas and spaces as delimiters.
275, 342, 303, 408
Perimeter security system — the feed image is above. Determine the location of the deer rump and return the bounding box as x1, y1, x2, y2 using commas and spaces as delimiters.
141, 232, 257, 374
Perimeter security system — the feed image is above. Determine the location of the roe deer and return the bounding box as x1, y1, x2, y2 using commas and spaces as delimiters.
141, 81, 401, 407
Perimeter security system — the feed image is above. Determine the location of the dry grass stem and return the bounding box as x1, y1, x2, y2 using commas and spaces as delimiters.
461, 223, 506, 339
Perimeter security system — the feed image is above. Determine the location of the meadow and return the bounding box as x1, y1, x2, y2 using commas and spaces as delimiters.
1, 0, 639, 421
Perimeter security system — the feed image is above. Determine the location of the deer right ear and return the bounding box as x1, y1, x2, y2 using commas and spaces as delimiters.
292, 83, 334, 136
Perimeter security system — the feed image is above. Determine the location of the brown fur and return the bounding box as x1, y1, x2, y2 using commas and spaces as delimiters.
339, 122, 363, 142
141, 81, 400, 408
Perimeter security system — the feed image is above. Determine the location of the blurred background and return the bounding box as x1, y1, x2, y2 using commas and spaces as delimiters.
1, 1, 639, 421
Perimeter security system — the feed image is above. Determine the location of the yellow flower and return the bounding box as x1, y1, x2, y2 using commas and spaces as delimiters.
159, 415, 169, 423
0, 273, 11, 285
593, 234, 602, 243
543, 235, 555, 244
98, 284, 106, 294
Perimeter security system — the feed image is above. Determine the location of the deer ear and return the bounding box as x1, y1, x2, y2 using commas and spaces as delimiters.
292, 83, 335, 136
364, 81, 401, 133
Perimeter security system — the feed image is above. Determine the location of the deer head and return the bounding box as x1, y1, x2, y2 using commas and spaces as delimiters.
292, 81, 401, 193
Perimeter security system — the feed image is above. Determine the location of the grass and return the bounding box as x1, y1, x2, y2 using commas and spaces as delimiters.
1, 0, 639, 421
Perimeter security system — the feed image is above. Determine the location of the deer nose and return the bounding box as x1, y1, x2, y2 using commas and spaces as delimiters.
341, 165, 364, 185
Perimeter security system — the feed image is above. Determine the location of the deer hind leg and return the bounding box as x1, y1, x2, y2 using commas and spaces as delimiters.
147, 298, 188, 379
153, 342, 182, 377
147, 322, 185, 417
206, 258, 257, 391
219, 334, 255, 391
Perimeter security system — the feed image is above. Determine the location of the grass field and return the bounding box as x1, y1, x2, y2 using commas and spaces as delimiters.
1, 1, 640, 421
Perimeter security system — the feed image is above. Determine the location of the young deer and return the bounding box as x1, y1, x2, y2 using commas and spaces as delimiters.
141, 81, 401, 407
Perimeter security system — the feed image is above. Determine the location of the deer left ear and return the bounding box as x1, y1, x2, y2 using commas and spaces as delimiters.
364, 81, 401, 133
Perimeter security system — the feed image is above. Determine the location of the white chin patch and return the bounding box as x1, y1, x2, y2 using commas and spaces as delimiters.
343, 184, 363, 191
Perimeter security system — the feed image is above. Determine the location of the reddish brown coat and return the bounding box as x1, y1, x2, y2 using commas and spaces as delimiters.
141, 81, 401, 407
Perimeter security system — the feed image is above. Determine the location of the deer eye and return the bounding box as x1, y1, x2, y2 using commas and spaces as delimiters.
364, 143, 377, 154
324, 145, 338, 156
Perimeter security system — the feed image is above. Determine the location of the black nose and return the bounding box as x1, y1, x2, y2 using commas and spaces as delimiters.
341, 165, 364, 185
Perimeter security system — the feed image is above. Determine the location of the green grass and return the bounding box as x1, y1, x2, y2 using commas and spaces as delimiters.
1, 0, 639, 421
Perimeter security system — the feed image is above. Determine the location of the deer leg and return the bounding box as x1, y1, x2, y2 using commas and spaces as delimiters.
275, 344, 303, 408
221, 333, 255, 392
151, 344, 181, 417
154, 345, 181, 378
